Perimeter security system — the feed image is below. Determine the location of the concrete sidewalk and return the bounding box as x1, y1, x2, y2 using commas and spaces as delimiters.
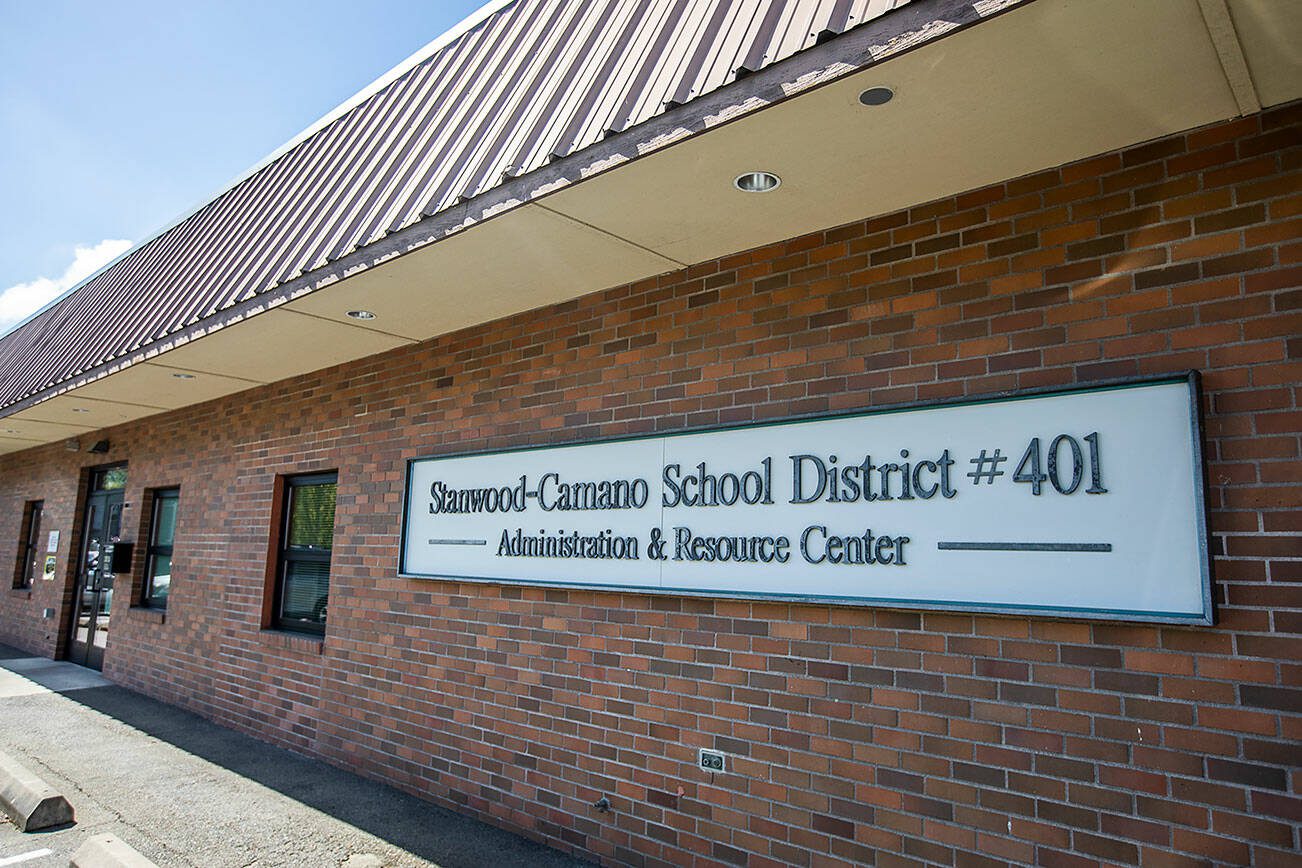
0, 644, 592, 867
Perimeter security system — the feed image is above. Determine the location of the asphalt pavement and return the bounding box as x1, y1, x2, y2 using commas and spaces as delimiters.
0, 643, 592, 868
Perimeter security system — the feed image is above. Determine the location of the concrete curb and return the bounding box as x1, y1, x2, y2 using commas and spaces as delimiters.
0, 749, 74, 831
70, 833, 159, 867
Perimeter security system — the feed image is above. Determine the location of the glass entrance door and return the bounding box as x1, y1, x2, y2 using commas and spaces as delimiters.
67, 467, 126, 670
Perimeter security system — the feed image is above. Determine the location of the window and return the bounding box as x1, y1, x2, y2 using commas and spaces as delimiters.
13, 501, 43, 590
143, 488, 179, 608
93, 467, 127, 490
274, 472, 337, 634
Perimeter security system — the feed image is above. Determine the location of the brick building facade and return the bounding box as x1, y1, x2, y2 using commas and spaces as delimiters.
3, 102, 1299, 866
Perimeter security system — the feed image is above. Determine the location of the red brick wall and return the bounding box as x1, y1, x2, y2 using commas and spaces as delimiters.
0, 450, 89, 658
2, 104, 1299, 866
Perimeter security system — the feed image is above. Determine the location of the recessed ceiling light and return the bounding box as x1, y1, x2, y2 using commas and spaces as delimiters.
172, 372, 196, 379
734, 171, 781, 193
72, 408, 89, 413
347, 309, 377, 320
2, 429, 17, 434
858, 86, 894, 106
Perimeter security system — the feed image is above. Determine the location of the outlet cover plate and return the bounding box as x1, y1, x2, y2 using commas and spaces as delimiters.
699, 749, 726, 772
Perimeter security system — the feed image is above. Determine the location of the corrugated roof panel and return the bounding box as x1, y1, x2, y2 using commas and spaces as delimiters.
600, 0, 694, 138
409, 4, 560, 209
0, 0, 924, 412
318, 23, 499, 260
502, 3, 640, 176
459, 4, 607, 196
159, 127, 337, 326
726, 0, 773, 81
255, 58, 449, 291
312, 26, 515, 260
392, 3, 562, 230
190, 117, 355, 312
459, 3, 617, 203
364, 19, 518, 241
217, 67, 424, 297
540, 1, 654, 162
312, 49, 473, 266
776, 2, 830, 55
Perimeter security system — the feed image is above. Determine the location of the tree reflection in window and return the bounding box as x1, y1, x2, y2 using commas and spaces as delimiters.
276, 473, 337, 634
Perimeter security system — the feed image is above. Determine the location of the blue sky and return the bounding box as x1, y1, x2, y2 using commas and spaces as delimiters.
0, 0, 490, 335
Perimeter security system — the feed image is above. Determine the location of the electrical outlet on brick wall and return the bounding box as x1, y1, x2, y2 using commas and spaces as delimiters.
699, 749, 725, 772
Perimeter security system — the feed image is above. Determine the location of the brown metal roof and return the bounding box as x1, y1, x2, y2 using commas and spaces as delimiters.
0, 0, 917, 411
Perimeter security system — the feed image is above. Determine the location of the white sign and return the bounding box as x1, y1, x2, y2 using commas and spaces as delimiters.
400, 377, 1211, 623
46, 530, 59, 553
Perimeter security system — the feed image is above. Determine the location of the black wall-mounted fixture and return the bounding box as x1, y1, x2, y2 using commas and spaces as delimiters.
88, 440, 110, 454
109, 542, 135, 574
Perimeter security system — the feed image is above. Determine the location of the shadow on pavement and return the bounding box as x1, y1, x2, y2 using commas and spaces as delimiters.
64, 684, 590, 868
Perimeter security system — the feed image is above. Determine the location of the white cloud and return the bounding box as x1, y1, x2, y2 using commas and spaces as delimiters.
0, 239, 134, 337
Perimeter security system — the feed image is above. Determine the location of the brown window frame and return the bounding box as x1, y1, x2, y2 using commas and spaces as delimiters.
270, 471, 337, 635
12, 500, 43, 590
142, 487, 179, 608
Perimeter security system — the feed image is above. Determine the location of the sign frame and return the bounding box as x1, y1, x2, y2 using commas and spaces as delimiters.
398, 373, 1213, 625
